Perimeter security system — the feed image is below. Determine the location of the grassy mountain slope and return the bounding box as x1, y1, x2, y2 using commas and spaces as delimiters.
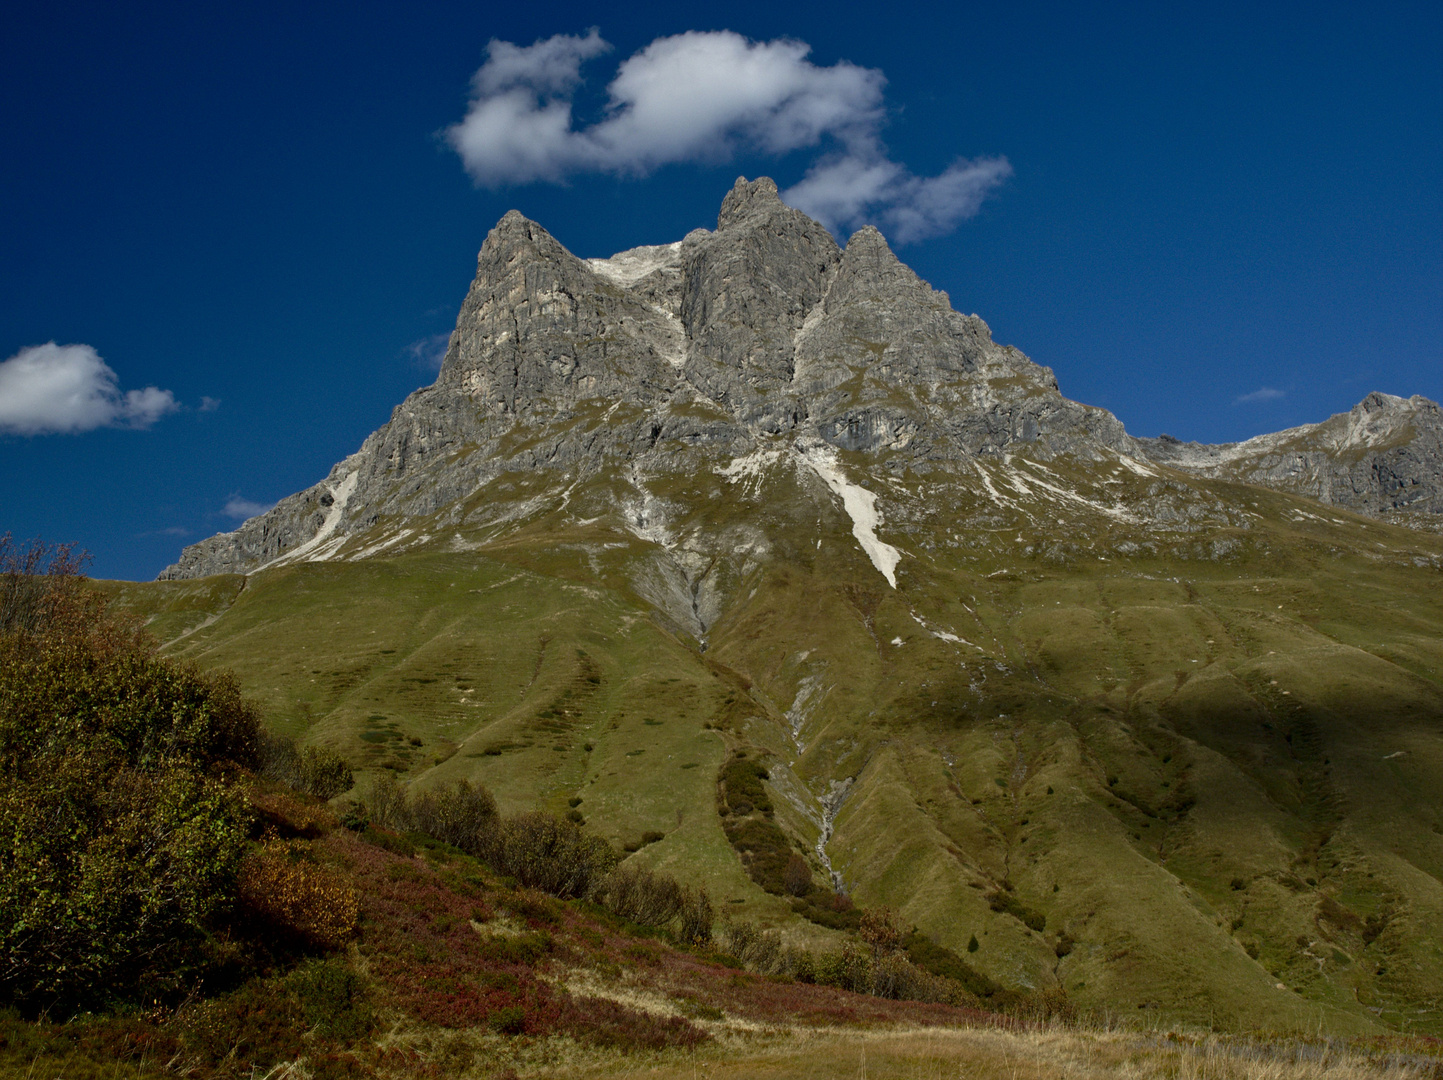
107, 449, 1443, 1036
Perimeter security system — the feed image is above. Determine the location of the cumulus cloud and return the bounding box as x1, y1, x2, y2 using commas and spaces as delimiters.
1234, 387, 1285, 405
446, 30, 1008, 243
0, 342, 178, 436
222, 496, 276, 521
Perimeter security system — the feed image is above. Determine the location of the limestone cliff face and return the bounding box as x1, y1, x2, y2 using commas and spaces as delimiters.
1138, 393, 1443, 518
159, 178, 1440, 580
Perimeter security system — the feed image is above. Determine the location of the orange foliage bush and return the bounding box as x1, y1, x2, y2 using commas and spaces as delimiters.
238, 841, 358, 949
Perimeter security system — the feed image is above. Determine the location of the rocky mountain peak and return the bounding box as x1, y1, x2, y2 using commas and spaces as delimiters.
159, 178, 1441, 581
716, 175, 784, 227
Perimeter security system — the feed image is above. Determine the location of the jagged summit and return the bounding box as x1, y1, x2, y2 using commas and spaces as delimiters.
160, 178, 1440, 581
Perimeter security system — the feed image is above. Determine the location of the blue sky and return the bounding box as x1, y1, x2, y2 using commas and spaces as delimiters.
2, 1, 1439, 580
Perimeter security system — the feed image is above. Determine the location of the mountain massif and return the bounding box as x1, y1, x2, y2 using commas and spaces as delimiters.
120, 178, 1442, 1035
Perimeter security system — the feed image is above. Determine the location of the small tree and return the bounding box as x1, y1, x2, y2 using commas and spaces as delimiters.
784, 852, 814, 896
859, 906, 903, 958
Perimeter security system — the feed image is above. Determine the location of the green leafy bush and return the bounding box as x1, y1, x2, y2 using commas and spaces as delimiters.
258, 732, 354, 800
0, 540, 261, 1012
989, 890, 1046, 932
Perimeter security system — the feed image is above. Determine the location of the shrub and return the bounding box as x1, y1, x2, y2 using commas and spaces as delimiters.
291, 959, 372, 1041
784, 852, 814, 896
367, 772, 410, 831
0, 543, 261, 1011
815, 942, 872, 994
677, 886, 714, 946
723, 816, 793, 894
258, 732, 354, 800
599, 865, 683, 927
237, 840, 359, 949
487, 1005, 527, 1035
485, 812, 617, 899
719, 756, 771, 815
408, 779, 497, 851
989, 890, 1046, 932
859, 906, 903, 957
904, 931, 1001, 1000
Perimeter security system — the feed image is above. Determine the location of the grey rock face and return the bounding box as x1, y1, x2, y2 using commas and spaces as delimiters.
1138, 392, 1443, 517
160, 178, 1439, 580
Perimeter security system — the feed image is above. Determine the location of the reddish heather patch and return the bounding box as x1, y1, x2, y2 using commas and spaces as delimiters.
320, 829, 1004, 1044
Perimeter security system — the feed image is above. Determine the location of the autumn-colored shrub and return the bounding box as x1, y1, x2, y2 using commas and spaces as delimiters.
784, 852, 814, 896
237, 840, 358, 949
860, 906, 903, 957
559, 995, 707, 1051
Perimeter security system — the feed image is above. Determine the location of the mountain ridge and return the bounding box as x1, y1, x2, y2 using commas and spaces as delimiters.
160, 177, 1439, 581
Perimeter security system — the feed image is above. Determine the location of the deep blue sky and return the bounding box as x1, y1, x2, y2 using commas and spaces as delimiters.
3, 1, 1439, 580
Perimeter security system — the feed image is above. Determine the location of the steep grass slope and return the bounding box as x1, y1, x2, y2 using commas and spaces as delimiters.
108, 447, 1443, 1037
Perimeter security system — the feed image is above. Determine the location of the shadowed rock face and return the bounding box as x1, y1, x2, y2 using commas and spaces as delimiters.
160, 178, 1440, 580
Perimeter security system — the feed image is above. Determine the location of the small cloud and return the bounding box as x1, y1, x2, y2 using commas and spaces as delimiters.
222, 496, 276, 521
0, 342, 178, 435
405, 333, 451, 373
138, 526, 191, 538
784, 153, 1013, 244
1234, 387, 1285, 405
446, 29, 1008, 243
199, 396, 222, 412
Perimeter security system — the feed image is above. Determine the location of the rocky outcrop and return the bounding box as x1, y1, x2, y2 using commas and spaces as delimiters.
1138, 392, 1443, 517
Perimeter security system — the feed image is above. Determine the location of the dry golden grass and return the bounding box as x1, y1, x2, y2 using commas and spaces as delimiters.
546, 1025, 1434, 1079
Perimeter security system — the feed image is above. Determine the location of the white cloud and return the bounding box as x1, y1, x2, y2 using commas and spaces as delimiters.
199, 396, 222, 412
222, 496, 276, 521
405, 332, 451, 372
446, 30, 1007, 243
1234, 387, 1285, 405
0, 342, 178, 436
784, 153, 1013, 244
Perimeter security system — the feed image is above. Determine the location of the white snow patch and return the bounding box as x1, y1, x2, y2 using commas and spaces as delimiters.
254, 470, 358, 571
891, 636, 904, 646
718, 447, 783, 487
910, 609, 983, 650
802, 446, 903, 588
349, 528, 413, 561
1118, 455, 1159, 477
586, 242, 682, 286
